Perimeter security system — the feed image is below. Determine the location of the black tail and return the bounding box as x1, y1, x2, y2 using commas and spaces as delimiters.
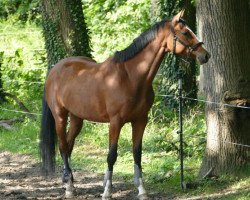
40, 90, 57, 175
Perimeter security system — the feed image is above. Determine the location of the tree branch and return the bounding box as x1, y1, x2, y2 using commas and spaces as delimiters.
0, 118, 24, 130
202, 167, 215, 179
3, 92, 36, 119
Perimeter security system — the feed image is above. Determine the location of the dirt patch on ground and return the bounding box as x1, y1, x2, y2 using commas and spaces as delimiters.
0, 151, 170, 200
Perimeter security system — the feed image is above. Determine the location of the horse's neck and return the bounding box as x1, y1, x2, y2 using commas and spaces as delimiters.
124, 34, 167, 88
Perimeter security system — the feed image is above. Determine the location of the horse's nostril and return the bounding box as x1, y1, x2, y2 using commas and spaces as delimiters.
204, 52, 210, 62
206, 52, 211, 60
205, 54, 208, 61
198, 52, 210, 64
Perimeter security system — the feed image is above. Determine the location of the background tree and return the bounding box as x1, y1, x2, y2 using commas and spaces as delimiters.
151, 0, 197, 119
41, 0, 91, 68
0, 0, 40, 23
40, 0, 91, 172
197, 0, 250, 176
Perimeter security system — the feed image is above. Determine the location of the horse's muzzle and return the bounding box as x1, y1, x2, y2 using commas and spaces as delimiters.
198, 51, 211, 64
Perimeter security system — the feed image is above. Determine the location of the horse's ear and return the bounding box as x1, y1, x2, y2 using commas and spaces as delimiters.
172, 9, 185, 25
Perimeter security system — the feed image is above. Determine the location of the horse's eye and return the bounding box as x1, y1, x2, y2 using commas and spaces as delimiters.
181, 31, 188, 36
181, 31, 191, 38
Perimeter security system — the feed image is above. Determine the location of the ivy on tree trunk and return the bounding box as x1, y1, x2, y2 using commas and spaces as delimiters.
41, 0, 91, 69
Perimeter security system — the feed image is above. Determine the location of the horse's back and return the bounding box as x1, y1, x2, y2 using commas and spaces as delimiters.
47, 56, 98, 82
55, 56, 97, 71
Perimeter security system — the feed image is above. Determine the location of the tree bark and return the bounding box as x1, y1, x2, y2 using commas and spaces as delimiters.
41, 0, 91, 68
197, 0, 250, 177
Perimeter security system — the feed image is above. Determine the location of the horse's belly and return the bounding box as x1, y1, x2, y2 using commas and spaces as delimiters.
117, 99, 152, 122
63, 96, 109, 123
76, 108, 109, 123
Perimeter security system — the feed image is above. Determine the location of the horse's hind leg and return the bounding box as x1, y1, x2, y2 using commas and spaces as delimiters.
54, 110, 74, 198
102, 117, 123, 199
60, 113, 83, 198
67, 113, 83, 157
132, 117, 148, 199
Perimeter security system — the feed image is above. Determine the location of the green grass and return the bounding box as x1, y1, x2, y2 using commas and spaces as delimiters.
0, 120, 40, 155
1, 107, 250, 199
0, 102, 41, 156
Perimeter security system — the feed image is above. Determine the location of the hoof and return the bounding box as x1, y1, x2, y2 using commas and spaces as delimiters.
102, 179, 112, 200
102, 193, 112, 200
102, 196, 112, 200
64, 182, 75, 199
138, 193, 149, 200
65, 190, 75, 199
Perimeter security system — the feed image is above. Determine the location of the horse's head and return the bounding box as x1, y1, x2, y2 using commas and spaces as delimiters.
166, 10, 210, 64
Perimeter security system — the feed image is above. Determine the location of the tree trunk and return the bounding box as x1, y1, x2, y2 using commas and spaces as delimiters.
197, 0, 250, 177
41, 0, 91, 68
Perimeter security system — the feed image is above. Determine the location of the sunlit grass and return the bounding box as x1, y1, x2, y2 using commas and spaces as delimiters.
1, 102, 250, 199
0, 118, 40, 157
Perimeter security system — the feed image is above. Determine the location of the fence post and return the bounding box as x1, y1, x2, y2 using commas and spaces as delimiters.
177, 71, 185, 190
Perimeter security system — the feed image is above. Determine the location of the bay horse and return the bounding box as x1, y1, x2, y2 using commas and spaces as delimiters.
40, 10, 210, 199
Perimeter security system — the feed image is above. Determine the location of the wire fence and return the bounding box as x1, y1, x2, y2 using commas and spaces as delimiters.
1, 79, 249, 112
2, 62, 249, 192
161, 94, 250, 148
3, 79, 44, 84
0, 31, 42, 36
158, 94, 250, 110
3, 49, 46, 52
183, 96, 250, 110
184, 132, 250, 149
0, 31, 249, 149
0, 76, 249, 149
0, 106, 42, 116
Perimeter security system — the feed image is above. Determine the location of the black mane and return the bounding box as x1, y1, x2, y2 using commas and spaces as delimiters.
113, 19, 170, 62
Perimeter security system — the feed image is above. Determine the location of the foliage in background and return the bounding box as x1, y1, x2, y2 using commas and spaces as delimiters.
0, 0, 41, 24
0, 0, 45, 104
0, 21, 46, 104
151, 0, 198, 117
82, 0, 151, 62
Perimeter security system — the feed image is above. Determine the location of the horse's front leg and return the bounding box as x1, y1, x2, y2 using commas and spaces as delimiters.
102, 117, 123, 199
132, 117, 148, 200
